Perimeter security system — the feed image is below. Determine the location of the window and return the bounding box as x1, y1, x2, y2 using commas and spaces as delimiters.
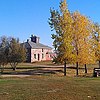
42, 54, 44, 59
34, 54, 36, 59
42, 49, 44, 52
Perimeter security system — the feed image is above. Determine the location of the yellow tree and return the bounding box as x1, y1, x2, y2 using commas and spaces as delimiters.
72, 12, 96, 75
49, 0, 74, 76
94, 23, 100, 68
49, 0, 96, 76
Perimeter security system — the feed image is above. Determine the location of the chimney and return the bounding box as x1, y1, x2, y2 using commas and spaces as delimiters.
36, 37, 40, 43
27, 39, 29, 42
30, 35, 40, 43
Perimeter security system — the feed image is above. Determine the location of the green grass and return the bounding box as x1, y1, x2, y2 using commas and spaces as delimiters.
0, 76, 100, 100
0, 62, 100, 100
1, 61, 100, 77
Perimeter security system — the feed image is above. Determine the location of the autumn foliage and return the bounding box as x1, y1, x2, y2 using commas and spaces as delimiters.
49, 0, 99, 76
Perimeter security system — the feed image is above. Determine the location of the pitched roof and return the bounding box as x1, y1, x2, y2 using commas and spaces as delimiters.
23, 41, 52, 49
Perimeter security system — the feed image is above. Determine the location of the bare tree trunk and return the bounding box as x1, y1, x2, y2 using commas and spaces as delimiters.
76, 62, 78, 76
76, 48, 79, 76
0, 65, 4, 74
84, 64, 87, 74
12, 66, 16, 71
99, 61, 100, 68
64, 61, 67, 76
10, 62, 17, 71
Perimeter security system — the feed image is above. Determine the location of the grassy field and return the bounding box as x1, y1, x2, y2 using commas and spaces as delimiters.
0, 61, 100, 100
1, 61, 99, 77
0, 75, 100, 100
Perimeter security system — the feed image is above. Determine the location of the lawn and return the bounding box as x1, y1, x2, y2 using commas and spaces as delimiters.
1, 61, 99, 77
0, 75, 100, 100
0, 62, 100, 100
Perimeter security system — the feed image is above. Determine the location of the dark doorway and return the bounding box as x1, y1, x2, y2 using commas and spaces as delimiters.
38, 54, 40, 61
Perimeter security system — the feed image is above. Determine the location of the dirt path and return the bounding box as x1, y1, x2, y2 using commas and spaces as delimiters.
1, 75, 30, 78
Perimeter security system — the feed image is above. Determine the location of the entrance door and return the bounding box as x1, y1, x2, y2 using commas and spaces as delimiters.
38, 54, 40, 61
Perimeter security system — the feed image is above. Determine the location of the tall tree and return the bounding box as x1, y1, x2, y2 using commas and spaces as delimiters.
49, 0, 96, 76
9, 38, 26, 70
94, 23, 100, 68
49, 0, 74, 76
0, 36, 9, 73
72, 12, 96, 75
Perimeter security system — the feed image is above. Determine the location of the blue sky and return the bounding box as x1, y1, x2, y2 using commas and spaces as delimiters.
0, 0, 100, 47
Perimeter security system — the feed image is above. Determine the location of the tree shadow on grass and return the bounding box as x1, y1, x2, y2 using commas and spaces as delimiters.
1, 68, 63, 75
1, 66, 85, 76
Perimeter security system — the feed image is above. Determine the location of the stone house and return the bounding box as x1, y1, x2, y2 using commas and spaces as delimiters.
23, 35, 53, 62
